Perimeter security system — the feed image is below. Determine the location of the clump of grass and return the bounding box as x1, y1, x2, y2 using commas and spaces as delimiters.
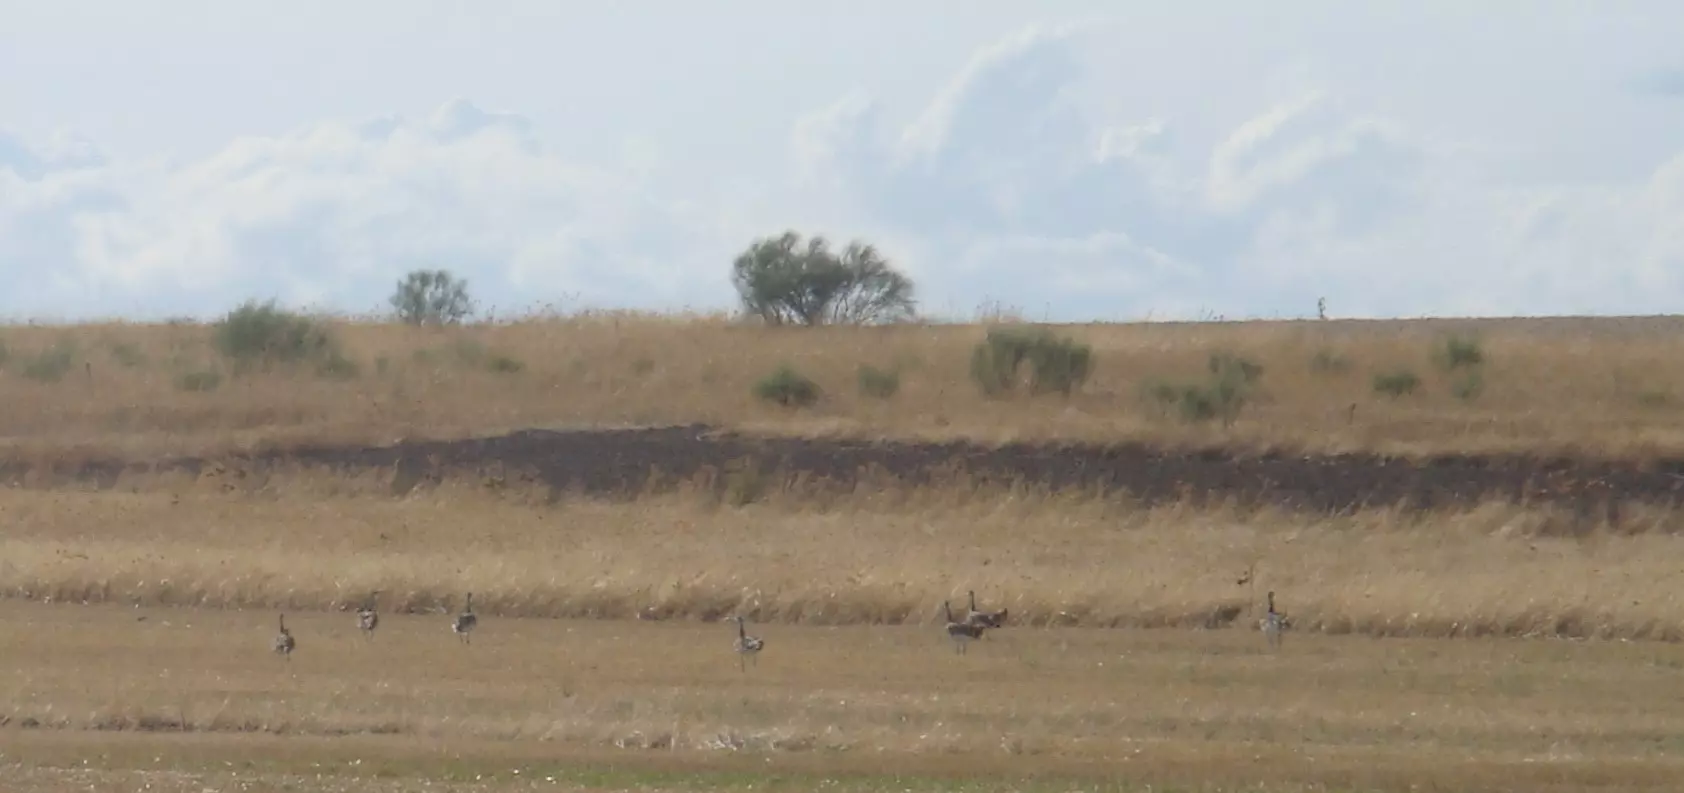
1310, 348, 1351, 374
411, 337, 523, 375
314, 351, 361, 381
1433, 334, 1485, 371
174, 369, 223, 393
856, 364, 901, 399
212, 300, 339, 371
109, 342, 146, 368
1450, 371, 1485, 402
1142, 352, 1264, 426
487, 355, 524, 374
1373, 370, 1421, 398
754, 364, 820, 407
969, 327, 1092, 397
1636, 389, 1674, 409
20, 342, 77, 383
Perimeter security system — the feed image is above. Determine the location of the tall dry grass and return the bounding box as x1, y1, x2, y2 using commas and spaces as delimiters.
4, 470, 1682, 639
3, 312, 1684, 461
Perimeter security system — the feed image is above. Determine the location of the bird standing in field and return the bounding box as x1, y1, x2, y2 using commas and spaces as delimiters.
943, 600, 987, 654
356, 591, 380, 640
1261, 590, 1291, 650
452, 592, 478, 644
731, 615, 764, 672
965, 590, 1007, 629
273, 614, 295, 660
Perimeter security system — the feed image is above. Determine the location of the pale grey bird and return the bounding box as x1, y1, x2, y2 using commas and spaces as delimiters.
943, 600, 986, 655
1261, 590, 1291, 650
273, 614, 296, 660
356, 591, 380, 640
965, 590, 1007, 629
731, 615, 764, 672
452, 592, 478, 644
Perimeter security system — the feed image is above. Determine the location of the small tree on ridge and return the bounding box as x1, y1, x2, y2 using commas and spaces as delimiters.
391, 269, 474, 326
730, 231, 916, 326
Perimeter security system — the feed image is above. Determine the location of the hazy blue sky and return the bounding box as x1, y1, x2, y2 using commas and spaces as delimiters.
3, 1, 1684, 321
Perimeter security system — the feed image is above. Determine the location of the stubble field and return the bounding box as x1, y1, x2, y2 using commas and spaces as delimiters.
5, 313, 1684, 791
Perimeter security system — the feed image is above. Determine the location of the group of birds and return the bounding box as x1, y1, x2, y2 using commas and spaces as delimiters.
271, 587, 1289, 664
271, 590, 477, 660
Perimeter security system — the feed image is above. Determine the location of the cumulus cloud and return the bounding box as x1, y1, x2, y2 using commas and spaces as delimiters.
5, 17, 1684, 322
0, 100, 749, 319
785, 23, 1684, 320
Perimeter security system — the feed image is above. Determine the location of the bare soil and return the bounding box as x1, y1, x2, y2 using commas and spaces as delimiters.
7, 424, 1683, 520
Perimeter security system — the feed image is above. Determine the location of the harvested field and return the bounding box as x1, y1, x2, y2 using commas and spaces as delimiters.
5, 601, 1684, 793
4, 313, 1684, 462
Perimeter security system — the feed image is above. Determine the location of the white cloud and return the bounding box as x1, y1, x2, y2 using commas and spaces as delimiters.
5, 6, 1684, 322
1, 101, 751, 319
782, 18, 1684, 320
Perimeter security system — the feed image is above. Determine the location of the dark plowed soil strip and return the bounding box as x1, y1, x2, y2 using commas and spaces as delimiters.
6, 425, 1684, 519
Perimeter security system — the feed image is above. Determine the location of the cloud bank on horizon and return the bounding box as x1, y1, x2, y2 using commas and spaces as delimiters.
3, 3, 1684, 322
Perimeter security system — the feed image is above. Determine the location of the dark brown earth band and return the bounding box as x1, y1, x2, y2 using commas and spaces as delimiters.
6, 424, 1681, 521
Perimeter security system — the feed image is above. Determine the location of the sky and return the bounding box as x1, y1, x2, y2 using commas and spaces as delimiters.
3, 1, 1684, 322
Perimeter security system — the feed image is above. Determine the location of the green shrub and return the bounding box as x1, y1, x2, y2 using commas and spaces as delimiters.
1434, 334, 1484, 371
487, 355, 524, 374
314, 352, 361, 380
754, 364, 820, 407
20, 344, 76, 383
1636, 389, 1674, 409
212, 300, 338, 370
1208, 352, 1263, 387
1373, 370, 1421, 398
969, 327, 1092, 397
109, 342, 146, 368
1139, 352, 1263, 427
1310, 349, 1351, 374
856, 364, 901, 399
1450, 371, 1484, 402
175, 369, 223, 392
1140, 380, 1183, 414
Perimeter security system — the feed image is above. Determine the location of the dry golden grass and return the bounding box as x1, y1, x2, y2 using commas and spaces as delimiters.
6, 474, 1684, 791
4, 601, 1684, 792
4, 472, 1683, 638
5, 312, 1684, 461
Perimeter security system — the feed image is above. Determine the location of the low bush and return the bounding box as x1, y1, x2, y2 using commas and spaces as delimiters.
754, 364, 820, 407
969, 327, 1092, 397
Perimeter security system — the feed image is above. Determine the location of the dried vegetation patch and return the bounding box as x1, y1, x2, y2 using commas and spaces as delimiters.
3, 313, 1684, 461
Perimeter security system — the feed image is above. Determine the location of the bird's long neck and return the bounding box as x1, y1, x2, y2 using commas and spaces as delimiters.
943, 601, 954, 622
969, 591, 977, 610
737, 620, 747, 639
1267, 593, 1276, 614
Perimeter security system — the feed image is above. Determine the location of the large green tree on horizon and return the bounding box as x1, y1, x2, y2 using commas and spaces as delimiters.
730, 231, 917, 326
